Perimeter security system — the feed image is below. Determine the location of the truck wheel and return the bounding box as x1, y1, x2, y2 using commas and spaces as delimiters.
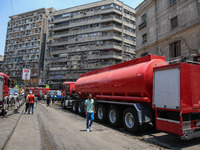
72, 93, 79, 100
108, 105, 121, 126
72, 101, 78, 113
78, 102, 83, 115
97, 104, 107, 122
123, 107, 140, 133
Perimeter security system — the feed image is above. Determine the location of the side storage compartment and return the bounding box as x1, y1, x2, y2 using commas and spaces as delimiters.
153, 66, 182, 135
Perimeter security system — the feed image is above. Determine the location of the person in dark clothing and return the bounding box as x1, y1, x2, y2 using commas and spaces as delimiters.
47, 94, 51, 107
24, 92, 29, 114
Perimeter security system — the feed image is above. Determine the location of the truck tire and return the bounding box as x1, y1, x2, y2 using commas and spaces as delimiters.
108, 105, 121, 127
72, 93, 79, 100
72, 101, 78, 113
78, 102, 83, 115
97, 104, 107, 122
123, 107, 140, 133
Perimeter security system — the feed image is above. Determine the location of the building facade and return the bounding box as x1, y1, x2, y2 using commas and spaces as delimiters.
45, 0, 136, 89
135, 0, 200, 60
3, 8, 55, 86
0, 55, 4, 72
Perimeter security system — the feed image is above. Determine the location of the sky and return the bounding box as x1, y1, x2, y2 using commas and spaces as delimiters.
0, 0, 144, 56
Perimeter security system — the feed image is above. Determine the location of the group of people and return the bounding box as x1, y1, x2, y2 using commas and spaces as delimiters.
23, 91, 96, 132
24, 91, 36, 114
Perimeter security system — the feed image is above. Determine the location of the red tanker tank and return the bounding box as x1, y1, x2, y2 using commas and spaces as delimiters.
75, 55, 167, 104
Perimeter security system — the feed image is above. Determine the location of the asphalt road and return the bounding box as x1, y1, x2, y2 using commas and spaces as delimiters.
4, 103, 159, 150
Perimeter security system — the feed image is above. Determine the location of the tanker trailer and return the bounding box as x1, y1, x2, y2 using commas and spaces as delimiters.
75, 55, 167, 133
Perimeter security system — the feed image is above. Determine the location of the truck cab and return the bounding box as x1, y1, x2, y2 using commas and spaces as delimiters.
0, 73, 10, 116
61, 82, 76, 108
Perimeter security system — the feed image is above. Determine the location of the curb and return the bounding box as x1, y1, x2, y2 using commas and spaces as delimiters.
0, 104, 25, 150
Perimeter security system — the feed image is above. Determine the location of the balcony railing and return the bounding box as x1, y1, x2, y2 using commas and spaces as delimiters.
51, 16, 122, 31
51, 34, 122, 46
51, 43, 123, 54
53, 8, 121, 23
52, 25, 122, 39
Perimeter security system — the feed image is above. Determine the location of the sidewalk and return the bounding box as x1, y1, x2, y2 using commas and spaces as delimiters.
0, 104, 25, 150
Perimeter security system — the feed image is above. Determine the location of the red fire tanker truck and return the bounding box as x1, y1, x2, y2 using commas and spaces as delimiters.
61, 82, 76, 108
64, 55, 200, 139
0, 73, 10, 116
26, 87, 51, 97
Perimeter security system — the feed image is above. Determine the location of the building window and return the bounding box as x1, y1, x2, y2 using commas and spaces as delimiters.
170, 0, 176, 5
171, 16, 178, 29
141, 13, 146, 23
142, 34, 147, 43
170, 41, 181, 58
139, 13, 147, 30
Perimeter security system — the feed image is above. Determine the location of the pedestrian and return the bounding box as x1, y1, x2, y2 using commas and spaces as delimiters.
42, 94, 44, 103
44, 94, 47, 103
24, 92, 29, 114
27, 91, 35, 114
47, 93, 51, 107
34, 95, 37, 108
85, 93, 95, 132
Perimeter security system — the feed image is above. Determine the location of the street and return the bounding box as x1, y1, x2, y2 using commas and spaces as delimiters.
2, 102, 200, 150
4, 103, 158, 150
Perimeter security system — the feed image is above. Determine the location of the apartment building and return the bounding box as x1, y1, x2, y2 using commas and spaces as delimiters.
0, 55, 3, 72
45, 0, 136, 89
135, 0, 200, 60
3, 8, 56, 86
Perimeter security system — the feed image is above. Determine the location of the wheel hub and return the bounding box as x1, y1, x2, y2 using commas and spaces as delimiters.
125, 112, 134, 128
109, 110, 116, 123
78, 104, 81, 112
73, 103, 76, 111
98, 108, 103, 119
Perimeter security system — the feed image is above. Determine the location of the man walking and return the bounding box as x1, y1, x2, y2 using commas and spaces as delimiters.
24, 92, 29, 114
85, 93, 95, 132
27, 91, 35, 114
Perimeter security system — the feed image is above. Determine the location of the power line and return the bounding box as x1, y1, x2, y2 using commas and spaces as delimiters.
10, 0, 15, 15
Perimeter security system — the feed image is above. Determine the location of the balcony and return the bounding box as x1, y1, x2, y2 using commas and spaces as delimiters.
87, 53, 122, 60
123, 30, 136, 37
51, 34, 122, 46
51, 16, 122, 31
49, 67, 68, 71
53, 8, 121, 23
123, 47, 135, 54
52, 24, 122, 39
51, 44, 123, 54
123, 38, 136, 45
